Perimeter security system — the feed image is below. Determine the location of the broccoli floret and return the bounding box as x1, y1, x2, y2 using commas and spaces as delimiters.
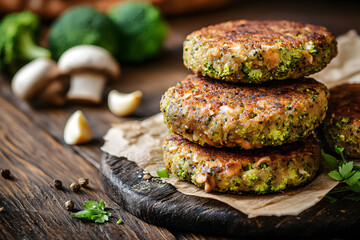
48, 5, 118, 60
108, 1, 169, 63
0, 11, 51, 75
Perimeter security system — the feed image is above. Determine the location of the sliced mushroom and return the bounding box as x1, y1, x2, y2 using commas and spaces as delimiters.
11, 58, 68, 105
63, 110, 92, 145
58, 45, 121, 104
107, 90, 142, 117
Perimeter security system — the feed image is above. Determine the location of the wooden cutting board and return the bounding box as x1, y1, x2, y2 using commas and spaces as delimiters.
100, 153, 360, 238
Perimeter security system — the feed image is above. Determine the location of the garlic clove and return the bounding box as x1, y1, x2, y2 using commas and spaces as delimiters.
63, 110, 92, 145
107, 90, 142, 117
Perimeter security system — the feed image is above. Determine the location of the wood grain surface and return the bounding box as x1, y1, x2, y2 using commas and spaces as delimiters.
0, 93, 176, 239
1, 1, 360, 239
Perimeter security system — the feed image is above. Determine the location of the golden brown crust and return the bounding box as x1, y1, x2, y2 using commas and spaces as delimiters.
165, 133, 319, 167
183, 20, 337, 83
163, 133, 321, 193
192, 20, 334, 48
327, 84, 360, 120
174, 75, 325, 111
161, 74, 328, 148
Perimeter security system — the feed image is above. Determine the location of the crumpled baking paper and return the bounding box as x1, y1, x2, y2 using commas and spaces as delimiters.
312, 29, 360, 87
101, 30, 360, 218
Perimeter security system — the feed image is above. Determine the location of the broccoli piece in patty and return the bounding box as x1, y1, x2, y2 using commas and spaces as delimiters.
48, 6, 118, 60
0, 11, 51, 75
108, 1, 169, 63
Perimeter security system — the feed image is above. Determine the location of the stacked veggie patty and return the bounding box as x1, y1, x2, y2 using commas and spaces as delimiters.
183, 20, 337, 83
161, 20, 337, 194
322, 84, 360, 158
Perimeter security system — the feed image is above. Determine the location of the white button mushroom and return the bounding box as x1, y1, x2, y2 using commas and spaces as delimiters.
63, 110, 93, 145
107, 90, 142, 117
58, 45, 121, 104
11, 58, 68, 105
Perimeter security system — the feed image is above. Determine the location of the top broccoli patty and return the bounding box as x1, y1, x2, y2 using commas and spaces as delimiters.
322, 84, 360, 158
183, 20, 337, 83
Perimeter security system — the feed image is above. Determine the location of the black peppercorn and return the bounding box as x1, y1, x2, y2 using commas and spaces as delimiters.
78, 177, 89, 187
65, 200, 74, 211
53, 179, 62, 189
1, 169, 11, 179
70, 182, 80, 192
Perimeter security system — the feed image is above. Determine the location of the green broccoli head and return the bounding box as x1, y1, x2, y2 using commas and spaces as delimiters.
48, 5, 119, 60
0, 11, 51, 75
108, 1, 169, 63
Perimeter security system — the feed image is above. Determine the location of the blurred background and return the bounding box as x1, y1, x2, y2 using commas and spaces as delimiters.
1, 0, 359, 35
1, 0, 360, 116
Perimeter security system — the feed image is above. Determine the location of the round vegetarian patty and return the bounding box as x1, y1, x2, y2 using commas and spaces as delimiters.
183, 20, 337, 83
160, 74, 328, 149
163, 133, 321, 194
322, 84, 360, 158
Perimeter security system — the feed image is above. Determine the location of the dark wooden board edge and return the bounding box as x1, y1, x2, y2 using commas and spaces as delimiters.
100, 153, 360, 239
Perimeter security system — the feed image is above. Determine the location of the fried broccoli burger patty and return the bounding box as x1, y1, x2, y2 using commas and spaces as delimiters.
163, 133, 320, 194
183, 20, 337, 83
160, 74, 328, 149
322, 84, 360, 158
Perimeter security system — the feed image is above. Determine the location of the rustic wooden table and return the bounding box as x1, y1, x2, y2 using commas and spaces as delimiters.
1, 1, 360, 239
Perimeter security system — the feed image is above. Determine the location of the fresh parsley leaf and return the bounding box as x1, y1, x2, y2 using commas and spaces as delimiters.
83, 200, 105, 211
344, 171, 360, 186
334, 145, 346, 162
328, 170, 344, 181
328, 170, 343, 181
321, 149, 339, 170
338, 161, 354, 179
323, 146, 360, 200
71, 200, 112, 223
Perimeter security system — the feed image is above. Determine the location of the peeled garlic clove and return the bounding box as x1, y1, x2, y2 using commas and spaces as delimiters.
108, 90, 142, 117
63, 110, 92, 145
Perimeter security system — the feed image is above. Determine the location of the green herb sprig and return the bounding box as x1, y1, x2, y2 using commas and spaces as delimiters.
71, 200, 112, 223
322, 146, 360, 201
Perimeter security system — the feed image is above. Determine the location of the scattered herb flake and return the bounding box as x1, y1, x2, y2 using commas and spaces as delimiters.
156, 168, 169, 178
117, 219, 123, 224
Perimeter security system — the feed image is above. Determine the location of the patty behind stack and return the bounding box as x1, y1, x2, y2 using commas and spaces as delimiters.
322, 84, 360, 158
160, 20, 337, 194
